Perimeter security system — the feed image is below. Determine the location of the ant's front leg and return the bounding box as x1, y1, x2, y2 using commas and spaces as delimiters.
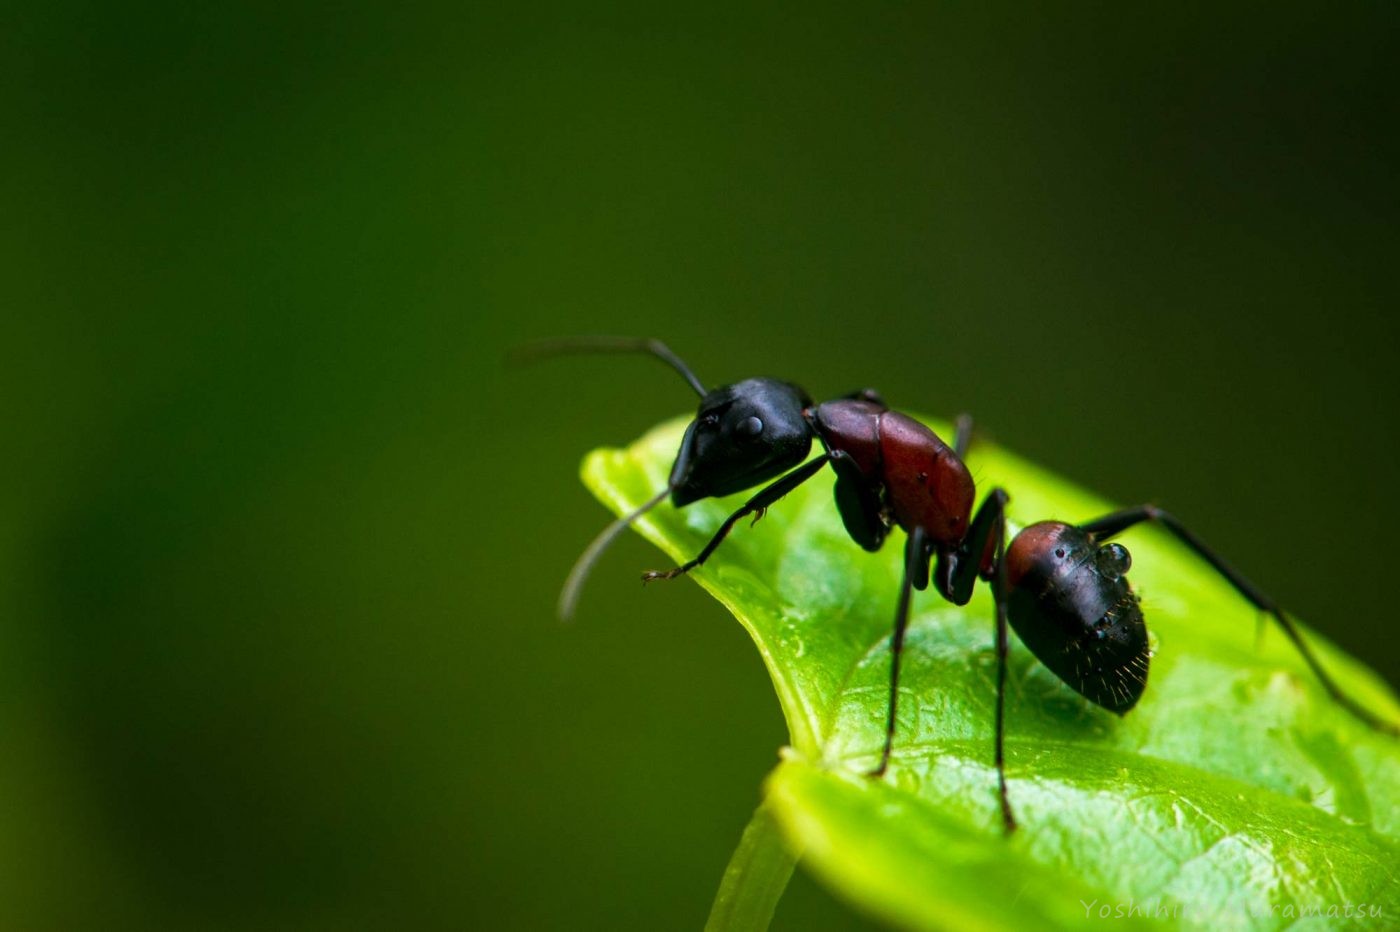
642, 453, 834, 582
1080, 505, 1400, 736
869, 525, 928, 779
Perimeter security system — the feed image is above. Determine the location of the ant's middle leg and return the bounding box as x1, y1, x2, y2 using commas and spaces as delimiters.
642, 453, 833, 582
1080, 505, 1399, 736
933, 489, 1017, 831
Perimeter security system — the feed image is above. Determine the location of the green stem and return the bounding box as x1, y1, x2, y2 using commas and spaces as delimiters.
705, 797, 799, 932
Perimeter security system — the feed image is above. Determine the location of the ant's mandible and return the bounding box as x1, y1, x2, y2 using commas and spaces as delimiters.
528, 336, 1399, 832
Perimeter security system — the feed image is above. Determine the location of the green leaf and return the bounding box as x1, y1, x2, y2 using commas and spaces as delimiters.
581, 416, 1400, 931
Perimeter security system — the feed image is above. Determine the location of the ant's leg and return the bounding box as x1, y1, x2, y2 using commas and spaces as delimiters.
1081, 505, 1399, 736
832, 455, 890, 553
843, 388, 887, 407
642, 454, 833, 581
870, 525, 928, 778
936, 489, 1017, 830
936, 487, 1008, 606
953, 413, 975, 459
987, 498, 1016, 832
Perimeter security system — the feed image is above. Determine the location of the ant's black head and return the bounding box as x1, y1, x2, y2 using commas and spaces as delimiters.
669, 378, 814, 506
524, 338, 817, 618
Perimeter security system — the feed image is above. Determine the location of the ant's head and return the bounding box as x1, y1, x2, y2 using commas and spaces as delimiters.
519, 337, 816, 619
670, 378, 814, 506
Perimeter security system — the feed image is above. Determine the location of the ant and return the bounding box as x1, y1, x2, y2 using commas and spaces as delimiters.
528, 336, 1399, 832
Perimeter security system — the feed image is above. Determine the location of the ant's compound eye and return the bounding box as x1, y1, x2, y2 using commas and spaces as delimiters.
736, 415, 764, 439
1096, 543, 1131, 579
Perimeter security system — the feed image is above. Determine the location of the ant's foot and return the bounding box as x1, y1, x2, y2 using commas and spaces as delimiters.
641, 567, 689, 583
865, 763, 888, 779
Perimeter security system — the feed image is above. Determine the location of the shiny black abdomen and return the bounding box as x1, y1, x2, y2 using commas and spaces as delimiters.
1004, 522, 1150, 713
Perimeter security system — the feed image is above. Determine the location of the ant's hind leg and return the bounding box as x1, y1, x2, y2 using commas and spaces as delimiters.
988, 500, 1016, 832
843, 388, 887, 407
953, 413, 975, 459
1080, 505, 1399, 736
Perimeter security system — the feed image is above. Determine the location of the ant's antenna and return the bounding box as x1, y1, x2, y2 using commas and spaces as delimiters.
559, 486, 672, 621
514, 336, 702, 617
513, 336, 707, 397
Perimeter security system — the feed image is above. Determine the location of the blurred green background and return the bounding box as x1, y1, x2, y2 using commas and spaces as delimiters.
4, 3, 1398, 929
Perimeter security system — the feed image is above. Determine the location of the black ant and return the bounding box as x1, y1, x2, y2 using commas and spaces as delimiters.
527, 336, 1399, 832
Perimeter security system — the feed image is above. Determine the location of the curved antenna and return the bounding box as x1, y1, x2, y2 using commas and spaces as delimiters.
559, 485, 673, 621
513, 336, 707, 398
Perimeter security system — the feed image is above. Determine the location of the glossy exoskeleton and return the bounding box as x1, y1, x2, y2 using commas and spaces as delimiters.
528, 337, 1398, 832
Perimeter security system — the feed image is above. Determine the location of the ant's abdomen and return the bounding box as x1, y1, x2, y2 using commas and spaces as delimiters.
1005, 522, 1150, 713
